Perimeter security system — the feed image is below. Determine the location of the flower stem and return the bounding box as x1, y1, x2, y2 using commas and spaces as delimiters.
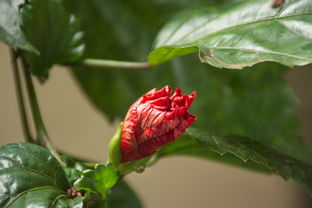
20, 58, 65, 165
10, 49, 34, 143
81, 58, 151, 69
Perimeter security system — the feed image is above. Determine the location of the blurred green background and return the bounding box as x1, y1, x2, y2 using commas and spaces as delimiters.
1, 41, 312, 207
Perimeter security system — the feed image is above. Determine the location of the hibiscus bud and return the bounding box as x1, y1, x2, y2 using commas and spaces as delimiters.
121, 86, 196, 163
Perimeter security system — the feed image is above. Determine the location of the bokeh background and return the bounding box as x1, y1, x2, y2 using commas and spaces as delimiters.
1, 42, 312, 207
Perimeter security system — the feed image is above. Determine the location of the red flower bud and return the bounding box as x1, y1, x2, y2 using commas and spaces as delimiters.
121, 86, 196, 163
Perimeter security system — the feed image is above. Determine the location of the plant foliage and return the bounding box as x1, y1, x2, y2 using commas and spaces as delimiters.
0, 143, 83, 207
0, 0, 311, 207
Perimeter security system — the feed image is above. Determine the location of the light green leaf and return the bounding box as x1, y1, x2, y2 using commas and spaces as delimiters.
0, 143, 83, 208
21, 0, 84, 77
160, 128, 312, 194
0, 0, 35, 51
74, 164, 119, 199
149, 0, 312, 69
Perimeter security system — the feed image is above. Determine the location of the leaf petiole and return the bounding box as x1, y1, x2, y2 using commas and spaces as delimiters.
81, 58, 151, 70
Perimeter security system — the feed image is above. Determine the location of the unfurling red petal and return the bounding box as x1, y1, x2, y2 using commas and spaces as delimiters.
121, 86, 196, 163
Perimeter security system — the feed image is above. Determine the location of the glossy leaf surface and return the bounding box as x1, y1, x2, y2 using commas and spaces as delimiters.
21, 0, 84, 77
159, 128, 312, 193
74, 164, 119, 199
0, 143, 83, 207
62, 157, 142, 208
0, 0, 35, 51
62, 155, 92, 186
66, 0, 310, 170
149, 0, 312, 69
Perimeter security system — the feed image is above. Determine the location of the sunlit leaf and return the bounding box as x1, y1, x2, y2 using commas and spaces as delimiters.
149, 0, 312, 69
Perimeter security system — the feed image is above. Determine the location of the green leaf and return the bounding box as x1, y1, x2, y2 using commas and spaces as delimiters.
61, 155, 92, 186
66, 0, 310, 169
21, 0, 84, 77
0, 143, 83, 208
5, 187, 83, 208
149, 0, 312, 69
163, 128, 312, 194
107, 180, 142, 208
74, 164, 119, 199
158, 135, 273, 174
0, 0, 35, 51
79, 180, 142, 208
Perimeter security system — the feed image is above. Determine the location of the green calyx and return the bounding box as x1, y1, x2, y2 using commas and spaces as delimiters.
108, 122, 123, 166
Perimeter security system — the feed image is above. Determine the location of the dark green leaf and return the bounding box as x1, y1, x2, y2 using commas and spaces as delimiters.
66, 0, 310, 169
158, 135, 273, 174
5, 187, 83, 208
149, 0, 312, 69
74, 164, 119, 199
76, 56, 310, 162
63, 0, 243, 120
61, 156, 135, 208
80, 180, 142, 208
165, 128, 312, 194
0, 0, 35, 51
0, 143, 83, 208
61, 155, 91, 186
21, 0, 84, 77
107, 180, 142, 208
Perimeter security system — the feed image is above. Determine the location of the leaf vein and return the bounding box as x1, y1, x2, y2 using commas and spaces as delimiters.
4, 186, 64, 208
174, 10, 312, 45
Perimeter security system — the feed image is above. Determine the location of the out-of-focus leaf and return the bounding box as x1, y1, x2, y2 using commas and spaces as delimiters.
74, 164, 119, 199
160, 128, 312, 194
149, 0, 312, 69
63, 0, 242, 119
158, 135, 273, 174
0, 143, 83, 208
65, 0, 310, 168
21, 0, 84, 77
107, 180, 142, 208
79, 180, 142, 208
0, 0, 35, 51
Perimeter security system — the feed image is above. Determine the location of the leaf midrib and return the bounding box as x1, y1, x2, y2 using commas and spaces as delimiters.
161, 8, 312, 47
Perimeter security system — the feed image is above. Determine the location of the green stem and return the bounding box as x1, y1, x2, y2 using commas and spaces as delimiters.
10, 49, 34, 143
21, 58, 65, 165
81, 58, 151, 69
